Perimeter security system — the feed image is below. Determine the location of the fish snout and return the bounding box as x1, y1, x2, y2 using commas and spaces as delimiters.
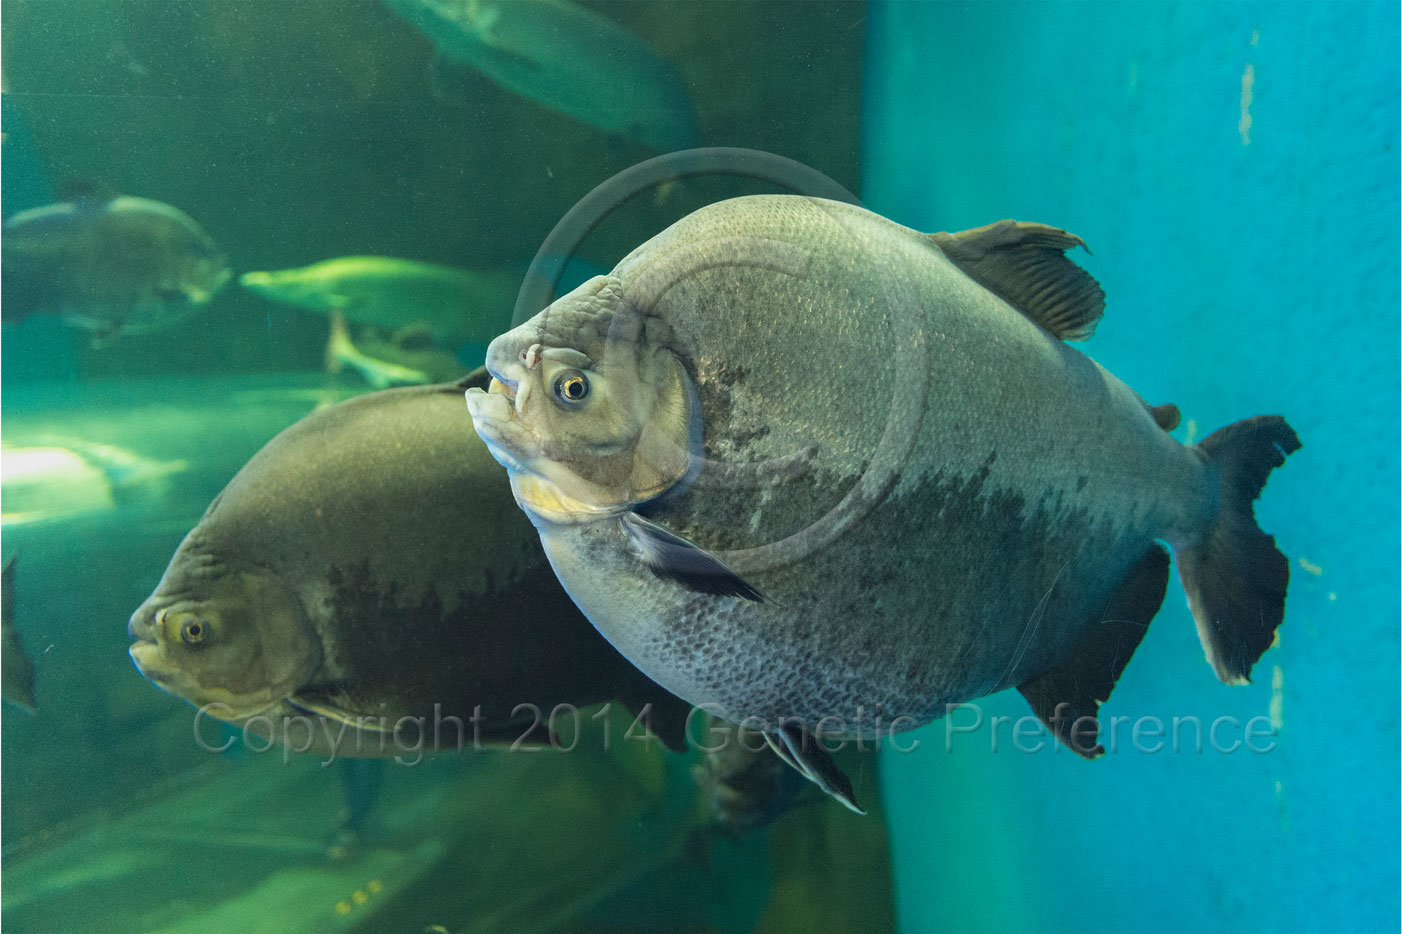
127, 600, 169, 644
484, 326, 548, 389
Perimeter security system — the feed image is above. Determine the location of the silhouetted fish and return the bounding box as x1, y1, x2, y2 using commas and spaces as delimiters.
2, 193, 229, 342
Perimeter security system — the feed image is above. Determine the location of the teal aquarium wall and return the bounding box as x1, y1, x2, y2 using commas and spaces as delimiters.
863, 3, 1399, 932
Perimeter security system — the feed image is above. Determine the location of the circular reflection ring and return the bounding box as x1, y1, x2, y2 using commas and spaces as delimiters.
517, 147, 930, 575
514, 148, 860, 326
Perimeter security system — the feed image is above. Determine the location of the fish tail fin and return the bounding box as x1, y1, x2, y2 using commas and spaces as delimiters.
1176, 415, 1302, 684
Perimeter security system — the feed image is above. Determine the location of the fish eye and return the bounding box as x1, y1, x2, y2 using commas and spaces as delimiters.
181, 619, 208, 645
552, 371, 590, 405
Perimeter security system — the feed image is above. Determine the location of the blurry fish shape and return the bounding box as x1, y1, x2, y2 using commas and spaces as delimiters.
240, 256, 517, 350
383, 0, 697, 151
2, 558, 38, 712
324, 311, 432, 389
1, 438, 187, 526
127, 370, 695, 757
2, 188, 230, 343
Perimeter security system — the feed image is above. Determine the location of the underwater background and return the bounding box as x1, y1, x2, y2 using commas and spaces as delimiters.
2, 1, 1398, 932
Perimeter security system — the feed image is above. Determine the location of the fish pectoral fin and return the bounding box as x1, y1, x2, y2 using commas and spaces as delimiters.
763, 724, 865, 815
930, 220, 1106, 341
1017, 544, 1170, 757
288, 684, 389, 731
621, 513, 765, 602
288, 698, 390, 730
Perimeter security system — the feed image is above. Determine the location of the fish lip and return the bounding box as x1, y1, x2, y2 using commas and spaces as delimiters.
128, 640, 170, 685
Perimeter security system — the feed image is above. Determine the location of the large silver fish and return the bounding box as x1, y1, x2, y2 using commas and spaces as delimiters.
2, 194, 229, 341
129, 371, 691, 756
382, 0, 697, 151
466, 195, 1301, 809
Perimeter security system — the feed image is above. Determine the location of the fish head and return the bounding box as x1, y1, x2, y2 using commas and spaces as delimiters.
465, 275, 696, 526
177, 247, 232, 306
238, 269, 318, 308
128, 562, 320, 720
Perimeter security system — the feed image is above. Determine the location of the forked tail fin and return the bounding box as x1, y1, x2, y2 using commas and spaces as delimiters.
1176, 416, 1302, 684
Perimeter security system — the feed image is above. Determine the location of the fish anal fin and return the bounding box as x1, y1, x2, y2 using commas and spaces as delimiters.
764, 723, 864, 815
1018, 544, 1170, 757
931, 220, 1106, 341
621, 512, 764, 602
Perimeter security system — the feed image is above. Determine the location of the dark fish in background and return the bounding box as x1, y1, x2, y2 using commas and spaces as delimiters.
382, 0, 698, 151
2, 558, 38, 713
240, 256, 518, 350
1, 191, 230, 342
467, 195, 1302, 810
126, 369, 695, 756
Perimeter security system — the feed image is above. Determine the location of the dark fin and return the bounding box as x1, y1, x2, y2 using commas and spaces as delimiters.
1177, 416, 1302, 684
930, 220, 1106, 340
619, 684, 693, 753
1149, 402, 1181, 432
288, 697, 390, 732
621, 512, 765, 602
2, 557, 13, 627
1018, 545, 1169, 757
763, 723, 865, 815
58, 177, 118, 204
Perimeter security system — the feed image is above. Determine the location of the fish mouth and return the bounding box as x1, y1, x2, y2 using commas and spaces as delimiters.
465, 374, 540, 474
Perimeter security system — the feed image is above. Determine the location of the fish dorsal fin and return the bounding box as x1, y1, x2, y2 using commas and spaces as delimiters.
1148, 402, 1181, 432
931, 221, 1106, 341
1017, 544, 1169, 757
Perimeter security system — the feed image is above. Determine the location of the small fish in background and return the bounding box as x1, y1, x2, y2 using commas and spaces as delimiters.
1, 437, 188, 527
2, 558, 38, 713
383, 0, 698, 151
324, 311, 433, 389
1, 185, 230, 344
240, 256, 517, 351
